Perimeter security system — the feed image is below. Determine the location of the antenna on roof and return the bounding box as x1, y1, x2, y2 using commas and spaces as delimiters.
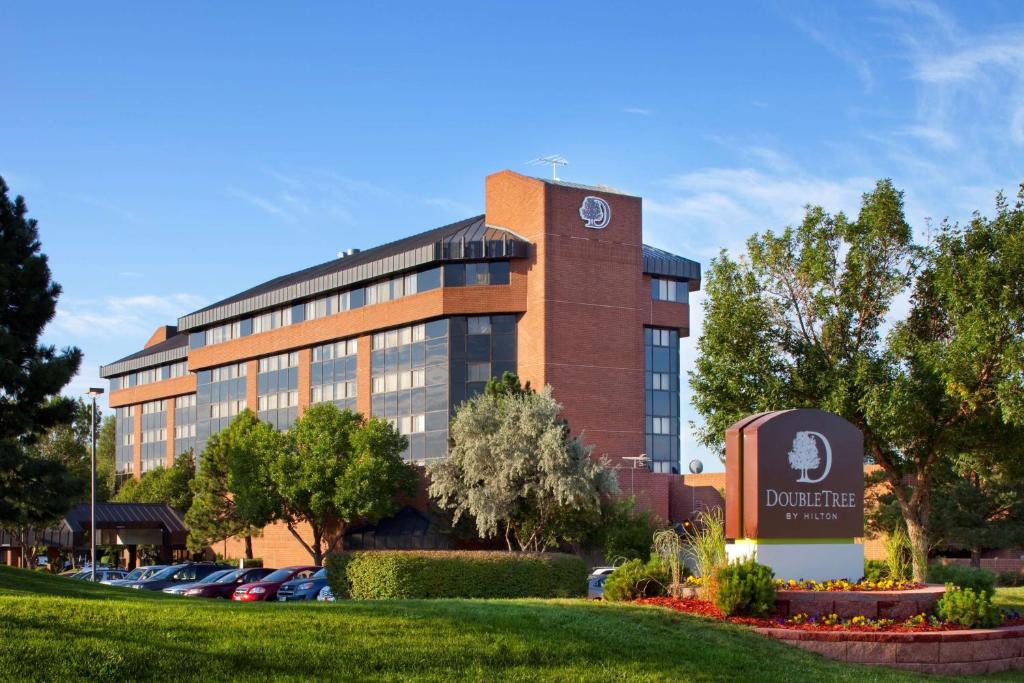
526, 155, 568, 181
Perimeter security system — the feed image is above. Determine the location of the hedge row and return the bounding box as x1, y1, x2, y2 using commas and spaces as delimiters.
324, 551, 587, 599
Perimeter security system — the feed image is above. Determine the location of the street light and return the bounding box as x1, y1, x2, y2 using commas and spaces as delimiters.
86, 388, 104, 582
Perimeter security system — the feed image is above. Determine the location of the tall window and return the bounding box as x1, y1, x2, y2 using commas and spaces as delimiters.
140, 399, 167, 474
196, 362, 247, 456
311, 338, 358, 413
174, 394, 197, 457
115, 405, 135, 484
371, 321, 448, 463
257, 352, 299, 430
645, 327, 680, 474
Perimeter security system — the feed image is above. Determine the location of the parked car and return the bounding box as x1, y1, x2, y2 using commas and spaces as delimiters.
232, 566, 318, 602
587, 566, 617, 600
277, 567, 329, 601
181, 567, 276, 599
162, 568, 236, 595
316, 585, 334, 602
107, 565, 167, 587
128, 563, 232, 591
75, 569, 128, 583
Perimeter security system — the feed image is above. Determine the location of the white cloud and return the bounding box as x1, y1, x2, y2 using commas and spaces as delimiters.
425, 197, 475, 216
622, 107, 653, 116
783, 5, 874, 90
53, 293, 207, 340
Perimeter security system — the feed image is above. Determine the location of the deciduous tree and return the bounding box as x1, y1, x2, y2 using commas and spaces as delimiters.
690, 180, 1024, 581
114, 451, 196, 511
270, 404, 415, 565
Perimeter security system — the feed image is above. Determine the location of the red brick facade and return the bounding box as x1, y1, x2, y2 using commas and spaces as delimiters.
103, 171, 698, 566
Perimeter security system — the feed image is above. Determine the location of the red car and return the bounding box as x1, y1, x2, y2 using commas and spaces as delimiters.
182, 567, 275, 599
232, 566, 318, 602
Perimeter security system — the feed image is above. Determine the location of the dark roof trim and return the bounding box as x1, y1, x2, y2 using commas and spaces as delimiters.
99, 336, 189, 379
535, 177, 639, 198
176, 218, 529, 332
642, 244, 702, 291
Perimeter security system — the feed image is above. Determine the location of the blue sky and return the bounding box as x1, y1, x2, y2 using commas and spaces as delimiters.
3, 1, 1023, 471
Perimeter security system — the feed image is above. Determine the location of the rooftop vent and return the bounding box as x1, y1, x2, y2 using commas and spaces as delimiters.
336, 248, 361, 259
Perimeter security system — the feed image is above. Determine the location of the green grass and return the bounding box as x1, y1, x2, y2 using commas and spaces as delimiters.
0, 567, 1022, 682
994, 586, 1024, 612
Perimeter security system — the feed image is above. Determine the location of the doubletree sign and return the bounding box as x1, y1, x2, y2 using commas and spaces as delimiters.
725, 409, 864, 539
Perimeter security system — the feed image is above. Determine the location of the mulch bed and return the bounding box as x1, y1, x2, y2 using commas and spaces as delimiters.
633, 596, 1024, 633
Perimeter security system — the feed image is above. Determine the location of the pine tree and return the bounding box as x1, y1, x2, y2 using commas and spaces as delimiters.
0, 176, 83, 529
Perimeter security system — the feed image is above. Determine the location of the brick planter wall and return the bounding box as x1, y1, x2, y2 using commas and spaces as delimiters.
757, 625, 1024, 675
775, 585, 946, 620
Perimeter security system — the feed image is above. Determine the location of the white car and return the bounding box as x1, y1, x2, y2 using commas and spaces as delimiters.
316, 585, 335, 602
587, 567, 617, 600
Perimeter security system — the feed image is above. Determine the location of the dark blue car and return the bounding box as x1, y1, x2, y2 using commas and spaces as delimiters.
276, 567, 328, 601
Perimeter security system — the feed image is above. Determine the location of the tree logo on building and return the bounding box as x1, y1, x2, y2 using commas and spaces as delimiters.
579, 196, 611, 229
787, 430, 832, 483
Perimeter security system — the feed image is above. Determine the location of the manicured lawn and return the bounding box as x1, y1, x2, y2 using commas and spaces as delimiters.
994, 586, 1024, 611
0, 567, 1021, 682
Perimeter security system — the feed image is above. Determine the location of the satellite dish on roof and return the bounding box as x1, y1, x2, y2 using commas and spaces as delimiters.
689, 459, 704, 474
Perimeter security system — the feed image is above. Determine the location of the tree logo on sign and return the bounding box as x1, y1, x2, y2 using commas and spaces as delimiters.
579, 196, 611, 229
787, 431, 832, 483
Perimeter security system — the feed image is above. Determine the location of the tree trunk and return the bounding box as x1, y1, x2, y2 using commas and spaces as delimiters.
312, 527, 323, 566
970, 547, 982, 569
244, 534, 253, 560
904, 515, 929, 583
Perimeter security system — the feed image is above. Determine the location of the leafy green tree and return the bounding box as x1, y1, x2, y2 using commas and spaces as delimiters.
96, 416, 117, 502
484, 371, 533, 399
224, 411, 284, 542
429, 386, 617, 551
186, 418, 261, 558
689, 180, 1024, 580
114, 451, 195, 511
31, 398, 110, 502
0, 176, 83, 527
271, 404, 416, 565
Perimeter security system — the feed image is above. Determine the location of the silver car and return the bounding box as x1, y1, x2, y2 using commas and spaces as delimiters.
587, 567, 617, 599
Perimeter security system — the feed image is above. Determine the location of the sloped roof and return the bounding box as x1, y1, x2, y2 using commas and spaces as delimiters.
63, 502, 187, 534
99, 332, 189, 378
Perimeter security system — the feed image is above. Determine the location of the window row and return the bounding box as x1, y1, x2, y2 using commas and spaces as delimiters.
257, 391, 299, 411
313, 339, 357, 361
174, 423, 197, 439
651, 277, 688, 304
372, 369, 426, 393
188, 260, 510, 350
311, 381, 356, 404
141, 399, 166, 414
258, 351, 300, 373
201, 363, 247, 384
175, 394, 197, 409
141, 428, 167, 443
209, 399, 247, 418
111, 360, 188, 390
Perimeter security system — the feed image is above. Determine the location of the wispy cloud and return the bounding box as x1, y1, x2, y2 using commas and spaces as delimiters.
118, 271, 144, 278
783, 4, 874, 90
53, 293, 208, 340
622, 107, 653, 116
77, 195, 143, 225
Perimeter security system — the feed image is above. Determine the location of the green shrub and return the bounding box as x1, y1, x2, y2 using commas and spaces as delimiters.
862, 559, 888, 582
935, 584, 1002, 628
324, 553, 353, 599
927, 563, 996, 598
998, 570, 1024, 587
883, 527, 912, 582
331, 551, 586, 599
713, 558, 776, 617
602, 558, 669, 602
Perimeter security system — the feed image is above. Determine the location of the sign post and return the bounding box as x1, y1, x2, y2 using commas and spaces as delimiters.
725, 409, 865, 581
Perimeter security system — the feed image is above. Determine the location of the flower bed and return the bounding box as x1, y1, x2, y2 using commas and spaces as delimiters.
774, 578, 923, 592
633, 596, 1024, 633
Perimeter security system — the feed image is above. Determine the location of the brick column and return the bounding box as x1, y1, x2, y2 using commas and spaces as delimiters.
356, 333, 372, 418
132, 407, 142, 480
245, 360, 258, 413
297, 348, 312, 416
165, 400, 176, 467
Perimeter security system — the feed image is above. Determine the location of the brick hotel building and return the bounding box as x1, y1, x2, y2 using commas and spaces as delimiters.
100, 170, 704, 562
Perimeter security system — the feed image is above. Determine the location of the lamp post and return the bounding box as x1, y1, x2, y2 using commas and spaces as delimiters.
86, 388, 104, 581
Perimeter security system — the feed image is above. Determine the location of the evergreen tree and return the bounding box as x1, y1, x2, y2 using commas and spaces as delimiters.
0, 176, 83, 545
186, 426, 254, 557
